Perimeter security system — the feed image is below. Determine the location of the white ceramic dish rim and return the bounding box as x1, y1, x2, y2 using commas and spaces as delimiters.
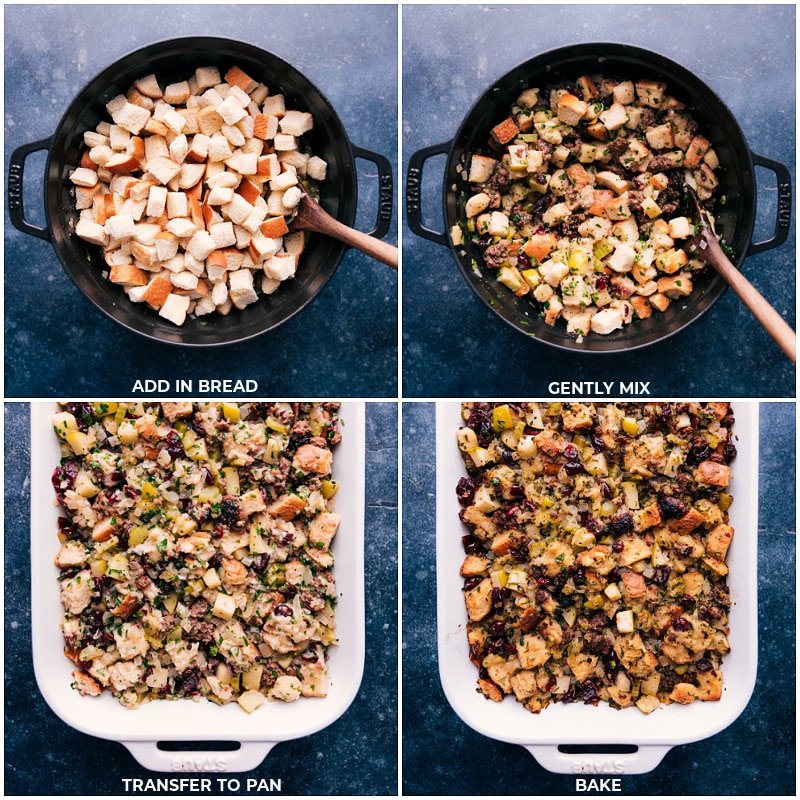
30, 401, 366, 773
436, 401, 759, 775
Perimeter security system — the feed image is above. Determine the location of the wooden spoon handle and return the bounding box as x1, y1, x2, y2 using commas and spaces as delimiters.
317, 214, 398, 269
706, 239, 796, 363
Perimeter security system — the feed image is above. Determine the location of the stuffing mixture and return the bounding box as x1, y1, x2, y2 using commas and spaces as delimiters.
455, 75, 727, 338
456, 402, 736, 714
52, 401, 341, 712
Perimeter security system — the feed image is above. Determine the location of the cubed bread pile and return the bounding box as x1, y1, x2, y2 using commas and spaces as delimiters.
70, 65, 329, 326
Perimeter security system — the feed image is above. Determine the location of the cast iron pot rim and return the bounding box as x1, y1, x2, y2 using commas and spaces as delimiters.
45, 35, 357, 348
442, 40, 759, 354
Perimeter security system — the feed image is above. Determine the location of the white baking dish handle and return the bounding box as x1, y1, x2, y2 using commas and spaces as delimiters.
122, 741, 276, 773
525, 744, 672, 775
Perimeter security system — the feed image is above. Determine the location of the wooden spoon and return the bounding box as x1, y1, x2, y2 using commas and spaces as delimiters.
289, 192, 398, 269
685, 186, 795, 363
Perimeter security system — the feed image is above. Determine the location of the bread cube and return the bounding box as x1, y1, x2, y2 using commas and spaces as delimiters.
590, 307, 624, 334
557, 93, 588, 126
263, 253, 297, 281
607, 242, 636, 273
668, 216, 694, 239
599, 103, 628, 131
612, 81, 635, 105
306, 155, 327, 182
636, 79, 667, 108
657, 273, 693, 298
280, 110, 314, 136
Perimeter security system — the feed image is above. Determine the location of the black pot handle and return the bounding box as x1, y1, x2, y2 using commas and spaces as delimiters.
406, 141, 451, 246
749, 151, 792, 256
8, 136, 53, 242
352, 144, 393, 240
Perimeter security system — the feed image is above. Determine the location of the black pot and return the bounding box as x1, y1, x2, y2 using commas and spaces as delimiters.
407, 42, 792, 353
8, 36, 393, 346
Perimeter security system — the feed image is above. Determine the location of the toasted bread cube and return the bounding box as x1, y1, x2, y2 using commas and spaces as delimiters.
630, 295, 653, 320
612, 80, 635, 105
262, 94, 286, 117
599, 102, 628, 131
134, 73, 163, 99
261, 215, 289, 238
257, 153, 280, 179
636, 79, 667, 108
280, 110, 314, 136
557, 93, 588, 126
696, 460, 731, 488
163, 80, 190, 105
225, 66, 257, 94
76, 219, 109, 247
263, 253, 296, 281
657, 273, 693, 298
491, 117, 520, 145
684, 136, 711, 168
468, 154, 497, 184
253, 113, 278, 140
590, 307, 624, 335
142, 275, 173, 309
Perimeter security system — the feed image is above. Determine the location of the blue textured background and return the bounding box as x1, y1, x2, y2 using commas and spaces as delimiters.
4, 4, 398, 398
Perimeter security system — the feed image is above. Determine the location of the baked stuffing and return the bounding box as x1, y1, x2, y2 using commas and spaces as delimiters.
456, 402, 736, 714
455, 76, 726, 337
52, 402, 341, 712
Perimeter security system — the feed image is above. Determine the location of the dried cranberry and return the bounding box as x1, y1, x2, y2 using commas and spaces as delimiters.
545, 675, 557, 692
66, 403, 94, 431
219, 497, 243, 528
180, 668, 200, 694
671, 617, 692, 632
564, 461, 583, 476
680, 594, 697, 611
190, 417, 207, 439
489, 621, 506, 637
536, 576, 551, 586
274, 603, 293, 617
595, 275, 610, 291
462, 534, 482, 554
696, 658, 714, 673
164, 430, 185, 460
466, 409, 492, 447
563, 444, 579, 460
253, 554, 270, 574
601, 481, 614, 501
582, 680, 599, 704
653, 565, 671, 586
509, 543, 529, 561
456, 477, 477, 507
463, 577, 483, 591
612, 539, 624, 553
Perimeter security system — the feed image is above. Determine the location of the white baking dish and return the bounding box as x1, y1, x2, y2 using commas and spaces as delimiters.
30, 401, 365, 773
436, 401, 758, 775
